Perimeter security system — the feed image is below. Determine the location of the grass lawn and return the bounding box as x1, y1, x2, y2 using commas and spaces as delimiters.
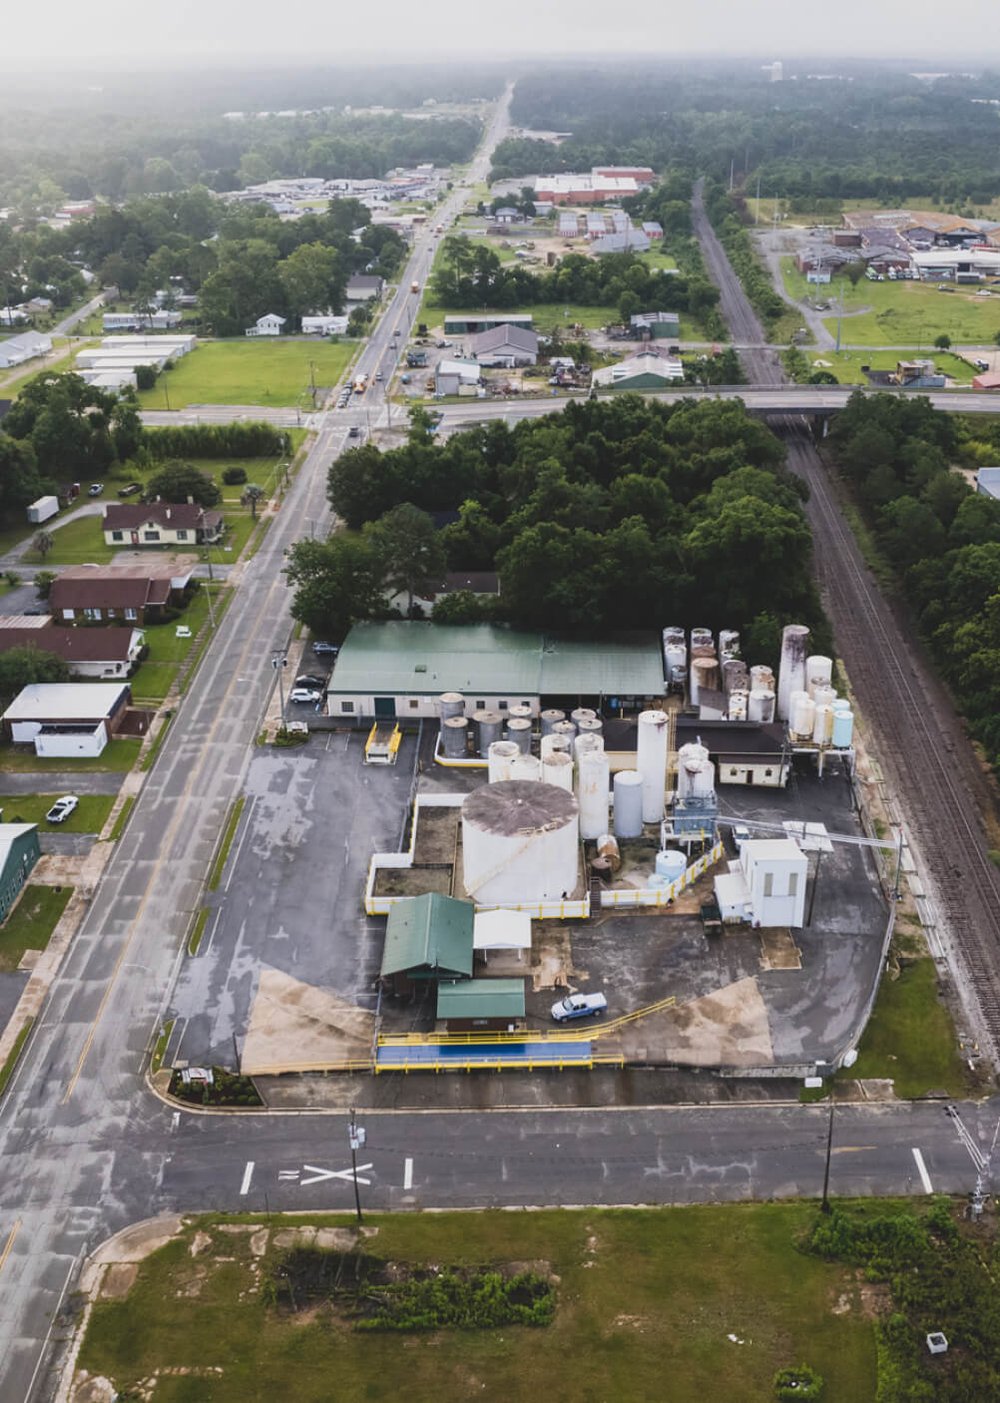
77, 1205, 877, 1403
0, 884, 72, 973
136, 339, 357, 410
808, 348, 978, 384
0, 738, 141, 773
638, 246, 679, 273
0, 338, 89, 395
0, 794, 114, 833
131, 585, 222, 704
27, 513, 116, 566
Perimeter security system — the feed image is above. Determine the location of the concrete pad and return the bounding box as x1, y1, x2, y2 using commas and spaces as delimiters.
241, 966, 376, 1075
531, 923, 580, 991
619, 976, 773, 1068
759, 928, 802, 971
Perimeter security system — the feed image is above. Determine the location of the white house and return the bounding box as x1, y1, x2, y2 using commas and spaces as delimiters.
0, 331, 53, 370
301, 314, 349, 335
714, 837, 808, 929
103, 311, 182, 332
245, 313, 286, 338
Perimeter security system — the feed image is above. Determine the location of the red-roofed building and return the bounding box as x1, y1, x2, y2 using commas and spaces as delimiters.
103, 502, 224, 548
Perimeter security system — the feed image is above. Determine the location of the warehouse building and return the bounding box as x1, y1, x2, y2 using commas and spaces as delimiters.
0, 824, 41, 923
593, 350, 685, 391
326, 622, 664, 722
443, 313, 533, 336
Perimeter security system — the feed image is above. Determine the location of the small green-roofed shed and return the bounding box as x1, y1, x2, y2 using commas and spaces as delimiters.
436, 977, 526, 1030
380, 893, 474, 992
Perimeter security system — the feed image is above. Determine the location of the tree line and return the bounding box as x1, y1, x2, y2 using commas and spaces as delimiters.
286, 398, 829, 654
827, 393, 1000, 773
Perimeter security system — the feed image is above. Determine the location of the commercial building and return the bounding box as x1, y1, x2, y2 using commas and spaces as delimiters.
443, 313, 533, 336
973, 372, 1000, 392
434, 358, 481, 396
379, 892, 474, 995
590, 229, 651, 256
102, 311, 182, 332
326, 621, 665, 721
714, 837, 808, 929
533, 167, 655, 205
593, 349, 685, 391
346, 275, 385, 303
630, 311, 681, 341
436, 978, 526, 1031
3, 681, 131, 757
0, 824, 41, 923
103, 503, 224, 548
469, 323, 538, 367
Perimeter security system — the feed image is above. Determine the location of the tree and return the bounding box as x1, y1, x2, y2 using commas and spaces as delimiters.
845, 260, 867, 286
32, 530, 54, 561
284, 534, 384, 638
33, 570, 56, 600
0, 435, 44, 518
366, 503, 447, 615
145, 461, 221, 508
242, 484, 265, 520
933, 333, 952, 350
278, 242, 344, 323
0, 646, 70, 699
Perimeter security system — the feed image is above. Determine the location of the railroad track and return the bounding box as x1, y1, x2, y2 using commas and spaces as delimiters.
692, 181, 1000, 1063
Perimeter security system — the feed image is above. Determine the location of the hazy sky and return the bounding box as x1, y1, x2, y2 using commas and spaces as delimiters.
9, 0, 1000, 65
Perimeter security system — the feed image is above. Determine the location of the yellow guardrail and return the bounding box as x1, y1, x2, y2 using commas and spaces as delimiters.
376, 994, 678, 1049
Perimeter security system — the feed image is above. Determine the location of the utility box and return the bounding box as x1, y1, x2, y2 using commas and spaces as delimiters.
26, 495, 58, 524
926, 1332, 948, 1356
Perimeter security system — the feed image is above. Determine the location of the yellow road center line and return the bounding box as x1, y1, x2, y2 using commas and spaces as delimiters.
0, 1219, 22, 1275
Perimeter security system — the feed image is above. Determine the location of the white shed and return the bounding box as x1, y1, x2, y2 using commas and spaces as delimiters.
473, 909, 532, 960
741, 838, 807, 928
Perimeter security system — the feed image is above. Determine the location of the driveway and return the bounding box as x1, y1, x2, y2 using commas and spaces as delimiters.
0, 772, 124, 796
0, 500, 106, 567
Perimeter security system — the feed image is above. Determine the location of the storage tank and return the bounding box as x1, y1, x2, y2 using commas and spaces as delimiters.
576, 716, 603, 742
719, 629, 741, 659
441, 715, 468, 759
613, 771, 644, 838
789, 691, 816, 741
832, 709, 854, 748
656, 848, 687, 883
663, 626, 685, 648
812, 704, 834, 745
664, 643, 687, 687
473, 709, 504, 756
539, 709, 566, 737
777, 624, 810, 721
507, 703, 533, 722
540, 732, 571, 760
541, 751, 574, 791
676, 741, 711, 798
487, 740, 520, 783
748, 688, 776, 723
637, 709, 669, 823
813, 684, 836, 712
552, 720, 577, 746
728, 689, 749, 721
462, 781, 578, 904
574, 731, 604, 762
689, 757, 715, 798
832, 696, 851, 714
750, 665, 775, 693
438, 692, 466, 724
691, 627, 713, 650
596, 834, 621, 871
690, 657, 720, 708
806, 656, 833, 698
570, 707, 597, 728
510, 752, 541, 783
577, 751, 611, 840
505, 716, 533, 754
722, 658, 748, 696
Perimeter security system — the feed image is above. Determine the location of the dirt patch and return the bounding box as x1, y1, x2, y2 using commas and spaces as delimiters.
531, 923, 582, 991
189, 1231, 212, 1257
69, 1373, 118, 1403
858, 1276, 892, 1319
99, 1263, 137, 1300
620, 976, 774, 1068
759, 927, 802, 971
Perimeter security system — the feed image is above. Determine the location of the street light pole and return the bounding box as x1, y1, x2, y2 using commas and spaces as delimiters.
272, 649, 287, 721
821, 1087, 836, 1214
348, 1108, 365, 1225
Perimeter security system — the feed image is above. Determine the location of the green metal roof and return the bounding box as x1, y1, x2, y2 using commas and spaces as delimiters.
380, 892, 474, 980
436, 978, 526, 1020
332, 623, 664, 699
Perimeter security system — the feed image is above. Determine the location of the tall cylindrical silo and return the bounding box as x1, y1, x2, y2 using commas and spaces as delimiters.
777, 624, 810, 721
508, 703, 533, 722
438, 692, 466, 725
665, 643, 687, 687
576, 716, 603, 742
663, 626, 685, 648
691, 627, 713, 650
806, 655, 833, 698
676, 741, 711, 798
637, 708, 669, 823
691, 657, 719, 708
613, 770, 644, 838
748, 688, 776, 723
505, 716, 533, 754
577, 751, 611, 840
728, 689, 748, 721
510, 752, 541, 782
813, 704, 834, 745
539, 708, 566, 737
722, 658, 748, 697
474, 709, 504, 756
690, 758, 715, 798
487, 740, 520, 783
552, 720, 577, 746
540, 732, 571, 760
570, 707, 597, 728
719, 629, 741, 659
813, 684, 836, 712
461, 781, 578, 904
789, 692, 816, 741
541, 750, 574, 791
574, 731, 604, 763
832, 710, 854, 748
441, 714, 468, 759
750, 664, 775, 693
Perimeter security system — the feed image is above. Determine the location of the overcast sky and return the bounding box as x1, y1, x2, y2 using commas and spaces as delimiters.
9, 0, 1000, 66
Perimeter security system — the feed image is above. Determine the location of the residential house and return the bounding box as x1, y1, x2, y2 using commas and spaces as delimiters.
345, 275, 385, 303
0, 331, 53, 370
0, 824, 41, 923
103, 503, 224, 549
3, 681, 132, 758
49, 570, 178, 626
492, 206, 522, 224
102, 311, 182, 332
469, 323, 538, 367
0, 619, 145, 679
301, 314, 349, 335
245, 312, 286, 338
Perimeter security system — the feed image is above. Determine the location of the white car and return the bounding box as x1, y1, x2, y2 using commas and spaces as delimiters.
46, 795, 79, 823
550, 992, 608, 1023
289, 687, 322, 704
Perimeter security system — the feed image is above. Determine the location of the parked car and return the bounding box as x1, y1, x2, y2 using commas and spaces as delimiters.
118, 483, 142, 497
295, 674, 326, 690
46, 795, 79, 824
88, 483, 104, 497
348, 426, 361, 438
375, 370, 383, 381
289, 687, 322, 704
312, 640, 339, 655
550, 992, 607, 1023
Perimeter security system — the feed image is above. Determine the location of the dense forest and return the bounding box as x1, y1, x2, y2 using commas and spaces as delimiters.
827, 395, 1000, 771
286, 397, 829, 653
493, 63, 1000, 206
0, 64, 500, 212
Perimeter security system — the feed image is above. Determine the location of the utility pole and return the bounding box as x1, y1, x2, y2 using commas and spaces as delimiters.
271, 649, 287, 721
348, 1108, 365, 1225
755, 172, 762, 225
821, 1086, 836, 1214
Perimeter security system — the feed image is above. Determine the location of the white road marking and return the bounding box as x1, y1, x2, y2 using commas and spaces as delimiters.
223, 795, 256, 893
912, 1147, 933, 1194
171, 1112, 180, 1133
278, 1170, 300, 1181
239, 1161, 255, 1196
403, 1157, 413, 1190
298, 1163, 373, 1188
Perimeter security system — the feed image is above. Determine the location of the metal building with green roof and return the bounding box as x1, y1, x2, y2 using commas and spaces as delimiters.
380, 892, 475, 994
436, 977, 526, 1031
326, 622, 664, 723
0, 823, 40, 922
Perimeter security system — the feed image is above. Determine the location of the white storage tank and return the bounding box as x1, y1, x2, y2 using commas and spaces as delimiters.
789, 691, 816, 741
570, 707, 597, 728
676, 741, 710, 798
487, 740, 520, 783
656, 848, 687, 883
510, 752, 541, 782
663, 626, 685, 647
806, 656, 833, 698
576, 716, 603, 742
613, 770, 644, 838
507, 703, 533, 722
728, 689, 748, 721
439, 692, 466, 724
750, 664, 775, 693
637, 709, 669, 823
461, 781, 578, 904
664, 643, 687, 686
505, 716, 533, 754
813, 685, 837, 712
777, 624, 810, 721
540, 732, 571, 760
812, 704, 834, 745
832, 709, 854, 748
552, 720, 577, 745
539, 709, 566, 737
748, 688, 776, 723
690, 757, 715, 798
473, 709, 503, 756
574, 731, 604, 762
691, 627, 713, 649
690, 657, 720, 707
441, 714, 468, 759
719, 629, 741, 659
577, 751, 611, 840
541, 751, 574, 791
722, 658, 748, 696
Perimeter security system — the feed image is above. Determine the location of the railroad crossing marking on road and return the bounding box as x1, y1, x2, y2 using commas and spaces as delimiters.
277, 1164, 373, 1188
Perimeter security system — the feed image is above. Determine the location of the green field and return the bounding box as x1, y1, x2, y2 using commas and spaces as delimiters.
780, 258, 1000, 345
136, 339, 357, 410
808, 348, 978, 384
24, 502, 261, 568
78, 1206, 877, 1403
131, 586, 223, 704
0, 737, 141, 773
752, 195, 1000, 225
0, 794, 115, 834
0, 884, 73, 973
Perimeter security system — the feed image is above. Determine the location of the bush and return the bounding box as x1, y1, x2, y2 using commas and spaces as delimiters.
774, 1364, 824, 1400
135, 364, 156, 391
222, 465, 248, 486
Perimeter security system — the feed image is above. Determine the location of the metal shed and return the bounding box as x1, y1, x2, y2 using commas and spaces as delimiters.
436, 977, 526, 1030
380, 892, 474, 995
